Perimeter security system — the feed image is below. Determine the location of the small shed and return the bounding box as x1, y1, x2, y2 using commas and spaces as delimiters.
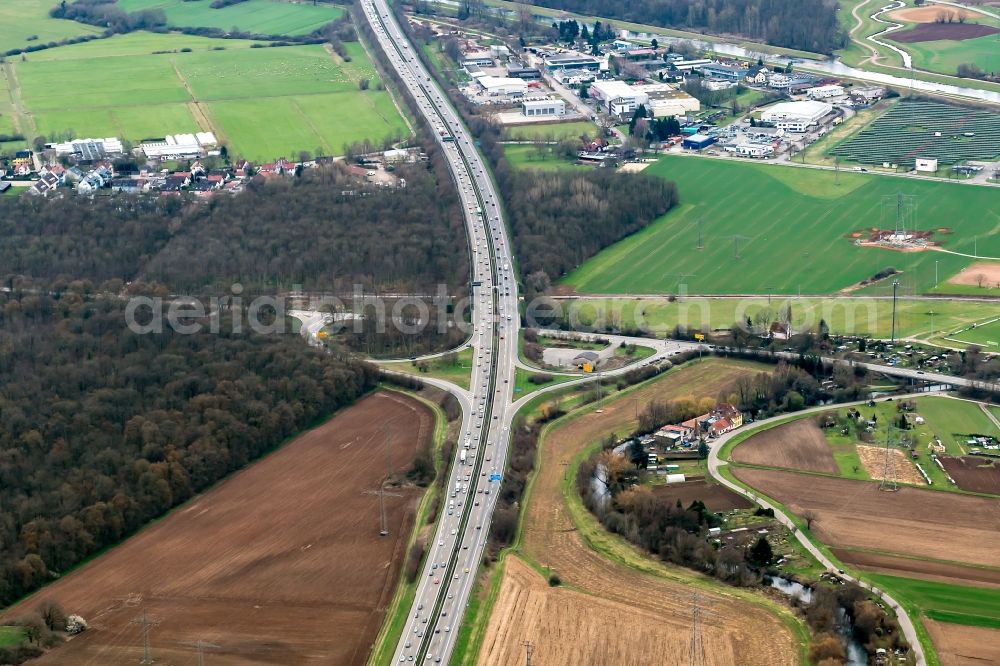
915, 157, 938, 173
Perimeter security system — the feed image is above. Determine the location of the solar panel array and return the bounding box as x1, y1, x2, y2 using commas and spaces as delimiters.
829, 99, 1000, 166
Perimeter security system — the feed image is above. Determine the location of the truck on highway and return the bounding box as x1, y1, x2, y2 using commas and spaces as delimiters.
460, 449, 467, 465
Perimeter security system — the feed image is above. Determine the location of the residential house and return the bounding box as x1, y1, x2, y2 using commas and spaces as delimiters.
769, 321, 791, 340
29, 172, 59, 196
745, 65, 769, 84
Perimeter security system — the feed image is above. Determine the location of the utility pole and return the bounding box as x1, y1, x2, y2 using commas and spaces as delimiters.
834, 156, 840, 186
363, 485, 402, 536
131, 609, 159, 666
522, 640, 535, 666
934, 260, 939, 289
192, 640, 220, 666
693, 218, 705, 250
673, 272, 695, 297
728, 235, 750, 259
890, 280, 900, 345
384, 425, 393, 480
765, 285, 775, 305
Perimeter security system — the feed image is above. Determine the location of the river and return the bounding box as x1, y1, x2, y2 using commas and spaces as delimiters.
769, 576, 868, 665
431, 0, 1000, 104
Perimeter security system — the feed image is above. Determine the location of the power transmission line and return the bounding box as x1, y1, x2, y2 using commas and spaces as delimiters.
522, 639, 535, 666
130, 609, 159, 666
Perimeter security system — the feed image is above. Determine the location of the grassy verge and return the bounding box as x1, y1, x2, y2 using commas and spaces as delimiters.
0, 626, 25, 649
513, 367, 576, 396
868, 572, 1000, 627
378, 347, 474, 391
366, 388, 452, 666
559, 421, 814, 663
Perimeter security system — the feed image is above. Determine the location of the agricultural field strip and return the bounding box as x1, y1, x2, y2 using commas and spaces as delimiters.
709, 394, 970, 666
561, 155, 1000, 296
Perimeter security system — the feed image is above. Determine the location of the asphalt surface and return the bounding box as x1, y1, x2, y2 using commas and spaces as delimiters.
707, 395, 934, 666
358, 3, 522, 663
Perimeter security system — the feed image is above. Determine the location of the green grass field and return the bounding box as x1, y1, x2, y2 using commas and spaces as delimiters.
560, 155, 1000, 295
378, 348, 474, 390
867, 573, 1000, 629
116, 0, 343, 36
502, 144, 586, 171
942, 317, 1000, 349
7, 33, 407, 160
0, 626, 25, 649
0, 0, 102, 54
546, 296, 1000, 343
502, 120, 599, 141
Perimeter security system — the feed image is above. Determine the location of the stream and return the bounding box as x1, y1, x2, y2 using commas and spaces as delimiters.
769, 576, 868, 665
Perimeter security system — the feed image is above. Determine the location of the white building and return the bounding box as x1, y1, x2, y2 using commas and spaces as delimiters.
476, 76, 527, 96
634, 86, 700, 117
760, 101, 832, 132
589, 80, 648, 114
522, 98, 566, 117
489, 44, 510, 59
670, 59, 713, 72
806, 84, 845, 99
730, 143, 774, 158
915, 157, 938, 173
462, 51, 494, 67
50, 137, 124, 159
141, 133, 206, 159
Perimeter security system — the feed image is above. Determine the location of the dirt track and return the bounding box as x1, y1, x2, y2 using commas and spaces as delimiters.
3, 391, 433, 666
478, 360, 800, 666
733, 468, 1000, 574
733, 418, 838, 474
926, 620, 1000, 666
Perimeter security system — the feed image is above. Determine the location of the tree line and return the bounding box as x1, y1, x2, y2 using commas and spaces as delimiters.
525, 0, 845, 54
0, 162, 467, 295
0, 293, 379, 607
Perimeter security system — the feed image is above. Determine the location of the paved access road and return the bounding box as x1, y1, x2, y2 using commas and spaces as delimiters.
358, 2, 521, 663
706, 396, 934, 666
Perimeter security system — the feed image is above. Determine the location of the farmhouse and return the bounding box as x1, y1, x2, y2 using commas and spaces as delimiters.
522, 98, 566, 117
681, 404, 743, 438
760, 101, 832, 132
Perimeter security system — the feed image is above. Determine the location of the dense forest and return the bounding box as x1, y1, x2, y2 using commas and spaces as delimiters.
0, 293, 379, 607
0, 151, 468, 611
471, 125, 678, 290
0, 162, 466, 294
526, 0, 844, 54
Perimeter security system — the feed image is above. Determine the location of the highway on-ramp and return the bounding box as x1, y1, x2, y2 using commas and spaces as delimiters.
359, 1, 521, 662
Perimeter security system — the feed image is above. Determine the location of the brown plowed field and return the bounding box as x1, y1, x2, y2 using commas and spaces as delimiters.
2, 391, 433, 666
889, 5, 979, 22
833, 549, 1000, 589
732, 418, 838, 474
733, 468, 1000, 576
892, 22, 999, 42
478, 360, 800, 666
652, 478, 753, 512
857, 445, 925, 485
948, 262, 1000, 287
926, 620, 1000, 666
940, 456, 1000, 494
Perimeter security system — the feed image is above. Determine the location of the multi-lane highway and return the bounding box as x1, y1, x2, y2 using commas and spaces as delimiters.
358, 1, 520, 662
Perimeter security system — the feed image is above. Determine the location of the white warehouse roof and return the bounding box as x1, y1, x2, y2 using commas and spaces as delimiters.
760, 100, 832, 123
478, 76, 526, 89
